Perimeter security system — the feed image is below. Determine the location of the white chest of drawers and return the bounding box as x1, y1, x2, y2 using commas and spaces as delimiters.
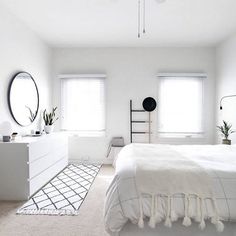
0, 132, 68, 200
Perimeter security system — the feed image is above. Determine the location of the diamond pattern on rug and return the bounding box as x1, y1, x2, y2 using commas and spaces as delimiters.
17, 164, 102, 215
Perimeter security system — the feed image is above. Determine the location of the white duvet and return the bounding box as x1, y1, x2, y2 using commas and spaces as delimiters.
104, 144, 236, 235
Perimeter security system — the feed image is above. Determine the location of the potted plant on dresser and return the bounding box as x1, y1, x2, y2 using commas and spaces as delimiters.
43, 107, 59, 134
217, 120, 234, 145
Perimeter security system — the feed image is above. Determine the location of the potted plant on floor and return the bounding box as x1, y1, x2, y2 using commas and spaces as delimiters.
217, 120, 234, 145
43, 107, 59, 134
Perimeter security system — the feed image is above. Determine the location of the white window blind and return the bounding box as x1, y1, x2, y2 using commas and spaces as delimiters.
158, 74, 204, 137
61, 74, 105, 136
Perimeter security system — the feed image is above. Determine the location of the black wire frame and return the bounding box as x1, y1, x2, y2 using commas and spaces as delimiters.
7, 71, 40, 127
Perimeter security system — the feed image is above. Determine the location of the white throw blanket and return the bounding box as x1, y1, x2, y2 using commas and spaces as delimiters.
124, 144, 224, 231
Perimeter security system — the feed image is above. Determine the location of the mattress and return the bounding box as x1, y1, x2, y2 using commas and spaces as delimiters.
104, 144, 236, 235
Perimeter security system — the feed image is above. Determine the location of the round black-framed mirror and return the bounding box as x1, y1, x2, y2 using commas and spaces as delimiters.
142, 97, 157, 112
8, 72, 39, 126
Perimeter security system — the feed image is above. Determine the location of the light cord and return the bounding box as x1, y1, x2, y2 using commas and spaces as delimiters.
138, 0, 141, 38
143, 0, 146, 34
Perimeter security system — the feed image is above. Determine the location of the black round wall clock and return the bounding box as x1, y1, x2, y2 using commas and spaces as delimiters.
142, 97, 157, 112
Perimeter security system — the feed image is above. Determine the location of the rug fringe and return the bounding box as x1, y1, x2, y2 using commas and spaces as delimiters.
16, 208, 80, 216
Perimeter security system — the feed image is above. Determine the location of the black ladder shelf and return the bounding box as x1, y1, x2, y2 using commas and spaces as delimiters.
130, 100, 151, 143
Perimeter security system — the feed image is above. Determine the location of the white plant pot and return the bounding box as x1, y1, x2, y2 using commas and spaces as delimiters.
44, 125, 54, 134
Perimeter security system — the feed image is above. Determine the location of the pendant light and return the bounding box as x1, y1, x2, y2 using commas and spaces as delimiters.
137, 0, 166, 38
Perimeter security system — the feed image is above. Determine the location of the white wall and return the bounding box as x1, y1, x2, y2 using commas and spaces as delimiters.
216, 34, 236, 143
52, 47, 216, 163
0, 5, 52, 135
0, 3, 217, 164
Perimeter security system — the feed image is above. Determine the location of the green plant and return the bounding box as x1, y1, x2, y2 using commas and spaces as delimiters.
25, 106, 37, 122
43, 107, 59, 126
217, 120, 234, 140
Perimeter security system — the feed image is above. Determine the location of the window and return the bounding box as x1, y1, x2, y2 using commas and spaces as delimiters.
60, 74, 106, 136
158, 73, 204, 137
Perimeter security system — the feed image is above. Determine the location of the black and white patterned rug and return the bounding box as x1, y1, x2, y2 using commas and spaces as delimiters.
17, 164, 102, 216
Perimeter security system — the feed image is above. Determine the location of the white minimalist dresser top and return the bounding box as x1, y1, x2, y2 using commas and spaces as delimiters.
0, 132, 68, 144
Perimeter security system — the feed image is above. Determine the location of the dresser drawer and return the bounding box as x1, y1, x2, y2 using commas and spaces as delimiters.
29, 146, 68, 179
28, 140, 51, 163
29, 157, 68, 197
28, 135, 68, 163
29, 153, 54, 179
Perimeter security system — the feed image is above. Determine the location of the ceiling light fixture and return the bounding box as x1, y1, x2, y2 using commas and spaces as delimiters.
138, 0, 166, 38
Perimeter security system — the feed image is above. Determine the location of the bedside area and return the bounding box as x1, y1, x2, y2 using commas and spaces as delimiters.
0, 133, 68, 201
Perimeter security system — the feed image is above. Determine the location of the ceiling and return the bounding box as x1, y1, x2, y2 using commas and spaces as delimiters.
1, 0, 236, 47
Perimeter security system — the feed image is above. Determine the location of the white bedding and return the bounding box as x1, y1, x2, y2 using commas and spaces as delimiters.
104, 144, 236, 235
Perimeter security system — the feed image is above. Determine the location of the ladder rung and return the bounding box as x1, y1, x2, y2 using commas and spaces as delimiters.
132, 132, 149, 134
131, 109, 145, 112
132, 121, 151, 123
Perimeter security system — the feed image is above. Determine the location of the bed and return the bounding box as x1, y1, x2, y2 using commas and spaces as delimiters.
104, 143, 236, 236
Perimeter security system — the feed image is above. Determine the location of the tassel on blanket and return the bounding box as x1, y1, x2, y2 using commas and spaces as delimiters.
195, 196, 201, 222
199, 197, 206, 230
211, 198, 224, 232
138, 217, 144, 228
183, 216, 191, 227
164, 217, 172, 228
138, 197, 144, 228
182, 194, 191, 227
149, 194, 156, 228
155, 195, 162, 223
149, 216, 156, 228
215, 220, 224, 232
139, 193, 224, 232
199, 220, 206, 230
169, 196, 178, 222
164, 195, 172, 228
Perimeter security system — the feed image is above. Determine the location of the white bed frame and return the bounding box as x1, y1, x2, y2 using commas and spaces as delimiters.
117, 220, 236, 236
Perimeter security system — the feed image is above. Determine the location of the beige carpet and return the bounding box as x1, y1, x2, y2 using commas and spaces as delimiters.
0, 165, 114, 236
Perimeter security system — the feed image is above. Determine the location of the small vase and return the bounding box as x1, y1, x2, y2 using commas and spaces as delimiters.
222, 139, 231, 145
44, 125, 54, 134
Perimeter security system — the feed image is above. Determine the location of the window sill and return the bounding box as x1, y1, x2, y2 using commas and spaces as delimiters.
157, 133, 205, 139
61, 130, 105, 138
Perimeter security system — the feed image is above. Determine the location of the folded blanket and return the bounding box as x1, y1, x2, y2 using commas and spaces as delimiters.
124, 144, 224, 231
